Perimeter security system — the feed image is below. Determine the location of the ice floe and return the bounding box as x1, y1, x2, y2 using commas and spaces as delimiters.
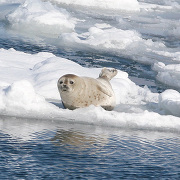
0, 48, 180, 132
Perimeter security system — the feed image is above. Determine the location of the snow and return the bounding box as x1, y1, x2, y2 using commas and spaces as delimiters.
0, 48, 180, 132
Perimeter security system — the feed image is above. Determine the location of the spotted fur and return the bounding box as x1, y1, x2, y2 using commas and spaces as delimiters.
57, 68, 117, 110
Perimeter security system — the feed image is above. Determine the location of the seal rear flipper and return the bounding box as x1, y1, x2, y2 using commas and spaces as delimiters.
97, 84, 113, 97
99, 67, 118, 80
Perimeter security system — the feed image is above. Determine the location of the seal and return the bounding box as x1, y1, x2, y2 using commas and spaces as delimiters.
57, 67, 117, 110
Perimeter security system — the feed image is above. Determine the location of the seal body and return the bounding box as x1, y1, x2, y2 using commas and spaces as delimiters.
57, 68, 117, 110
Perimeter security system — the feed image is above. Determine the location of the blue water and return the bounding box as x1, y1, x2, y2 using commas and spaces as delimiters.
0, 116, 180, 179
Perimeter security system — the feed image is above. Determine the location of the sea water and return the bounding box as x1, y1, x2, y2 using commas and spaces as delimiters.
0, 116, 180, 179
0, 0, 180, 179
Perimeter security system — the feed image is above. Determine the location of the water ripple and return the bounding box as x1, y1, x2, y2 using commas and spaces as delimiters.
0, 109, 180, 179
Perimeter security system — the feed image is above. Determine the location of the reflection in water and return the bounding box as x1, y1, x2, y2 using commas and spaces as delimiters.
51, 130, 97, 147
0, 116, 180, 179
51, 128, 109, 151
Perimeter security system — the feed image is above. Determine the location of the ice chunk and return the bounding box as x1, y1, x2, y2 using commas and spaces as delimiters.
1, 80, 57, 113
60, 26, 173, 64
153, 62, 180, 89
159, 89, 180, 116
7, 0, 76, 37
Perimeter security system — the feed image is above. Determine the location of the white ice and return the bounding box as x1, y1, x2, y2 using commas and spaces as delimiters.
153, 62, 180, 90
7, 0, 76, 37
0, 48, 180, 132
48, 0, 140, 12
59, 26, 180, 65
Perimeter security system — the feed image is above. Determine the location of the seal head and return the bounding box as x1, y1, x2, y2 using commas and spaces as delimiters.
57, 74, 78, 93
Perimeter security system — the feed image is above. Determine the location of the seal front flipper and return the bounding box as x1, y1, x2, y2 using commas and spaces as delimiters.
97, 84, 112, 97
62, 101, 66, 109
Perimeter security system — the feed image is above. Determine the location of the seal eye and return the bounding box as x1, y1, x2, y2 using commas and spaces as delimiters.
59, 81, 63, 84
70, 81, 74, 84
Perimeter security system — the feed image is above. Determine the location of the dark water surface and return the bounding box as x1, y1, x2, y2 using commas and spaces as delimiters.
0, 116, 180, 179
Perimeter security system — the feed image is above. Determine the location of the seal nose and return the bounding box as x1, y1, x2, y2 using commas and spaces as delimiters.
63, 84, 67, 88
